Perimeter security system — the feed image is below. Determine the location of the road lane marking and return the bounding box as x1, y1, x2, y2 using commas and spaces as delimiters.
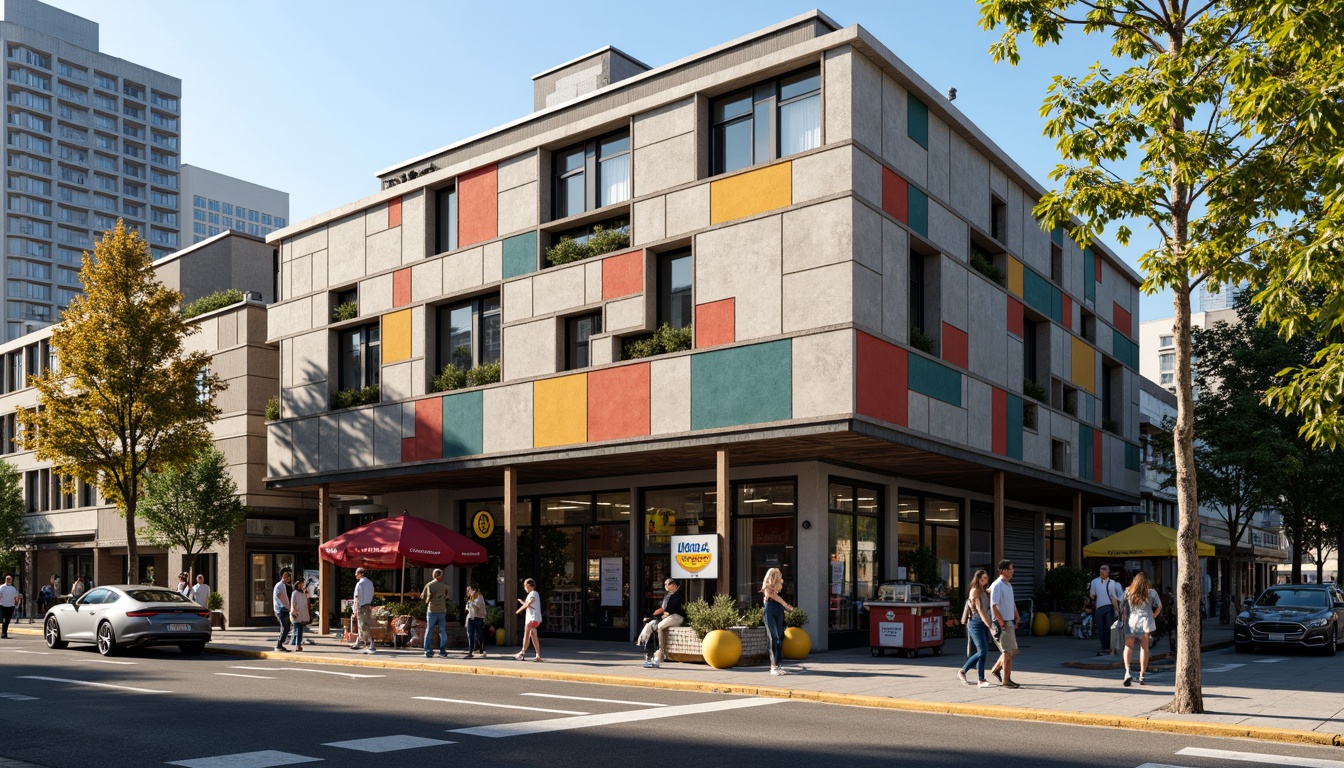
229, 665, 383, 679
0, 693, 38, 701
414, 696, 587, 715
8, 650, 48, 655
322, 735, 455, 753
89, 659, 136, 665
1178, 748, 1344, 768
1253, 658, 1287, 663
19, 675, 170, 694
166, 750, 322, 767
1135, 764, 1191, 768
1202, 663, 1246, 673
215, 673, 275, 680
519, 692, 666, 707
450, 697, 783, 738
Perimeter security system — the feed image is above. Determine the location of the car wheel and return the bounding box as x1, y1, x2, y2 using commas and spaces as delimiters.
1234, 640, 1251, 654
96, 621, 120, 657
178, 642, 205, 656
43, 616, 67, 650
1326, 628, 1338, 658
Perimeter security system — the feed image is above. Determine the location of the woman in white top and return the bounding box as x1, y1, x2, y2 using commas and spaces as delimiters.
290, 577, 311, 650
464, 583, 487, 658
514, 578, 543, 662
1121, 570, 1161, 686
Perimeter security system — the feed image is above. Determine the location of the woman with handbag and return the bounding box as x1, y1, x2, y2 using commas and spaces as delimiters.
1120, 571, 1161, 686
958, 569, 994, 688
290, 577, 311, 650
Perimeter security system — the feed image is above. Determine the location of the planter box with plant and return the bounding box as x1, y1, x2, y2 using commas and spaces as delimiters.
183, 288, 244, 320
910, 327, 936, 355
1023, 378, 1048, 403
622, 323, 693, 360
332, 385, 379, 410
332, 301, 358, 322
545, 225, 630, 267
265, 396, 280, 421
664, 595, 769, 666
430, 361, 502, 393
207, 591, 225, 629
969, 249, 1006, 286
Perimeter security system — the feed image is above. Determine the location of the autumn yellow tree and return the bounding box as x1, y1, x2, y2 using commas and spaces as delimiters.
19, 222, 222, 584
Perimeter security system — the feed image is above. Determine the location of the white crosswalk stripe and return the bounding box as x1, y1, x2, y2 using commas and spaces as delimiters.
449, 697, 783, 738
321, 735, 454, 753
413, 696, 587, 715
166, 750, 321, 768
519, 692, 667, 707
19, 675, 169, 694
1177, 748, 1344, 768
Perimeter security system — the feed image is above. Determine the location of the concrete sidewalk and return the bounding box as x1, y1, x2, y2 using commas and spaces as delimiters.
11, 621, 1342, 747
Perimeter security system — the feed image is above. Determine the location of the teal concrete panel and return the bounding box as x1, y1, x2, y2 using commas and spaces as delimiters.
1051, 225, 1064, 246
1022, 268, 1054, 318
502, 231, 537, 279
1006, 394, 1024, 461
1084, 247, 1097, 301
690, 340, 792, 430
1125, 442, 1140, 471
1050, 286, 1064, 324
442, 390, 484, 458
907, 95, 929, 148
908, 354, 961, 407
907, 186, 929, 238
1078, 423, 1094, 480
1112, 329, 1139, 370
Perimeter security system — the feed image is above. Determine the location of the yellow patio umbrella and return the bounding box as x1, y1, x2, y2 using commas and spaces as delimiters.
1083, 521, 1215, 559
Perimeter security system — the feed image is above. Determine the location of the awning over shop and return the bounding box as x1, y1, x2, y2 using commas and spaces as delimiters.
1083, 521, 1215, 559
318, 513, 488, 569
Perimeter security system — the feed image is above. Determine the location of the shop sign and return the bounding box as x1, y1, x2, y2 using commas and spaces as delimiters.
600, 558, 623, 607
471, 510, 495, 539
670, 534, 718, 579
920, 615, 942, 643
878, 622, 904, 647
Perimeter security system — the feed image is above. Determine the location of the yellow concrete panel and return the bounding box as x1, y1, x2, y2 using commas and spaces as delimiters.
1071, 336, 1096, 394
533, 373, 588, 448
382, 309, 412, 364
1007, 257, 1024, 297
709, 162, 793, 224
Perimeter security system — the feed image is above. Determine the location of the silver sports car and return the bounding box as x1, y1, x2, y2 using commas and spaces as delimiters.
44, 584, 212, 656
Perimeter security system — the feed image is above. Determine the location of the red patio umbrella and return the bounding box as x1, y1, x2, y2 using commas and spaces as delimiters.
319, 513, 488, 569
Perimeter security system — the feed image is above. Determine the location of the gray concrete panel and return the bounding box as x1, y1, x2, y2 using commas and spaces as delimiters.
854, 262, 882, 333
310, 250, 329, 294
695, 214, 782, 342
372, 404, 402, 466
327, 215, 366, 286
783, 198, 852, 274
411, 258, 443, 303
783, 262, 853, 332
365, 199, 390, 235
292, 416, 320, 475
401, 401, 416, 439
884, 77, 927, 186
939, 255, 968, 331
497, 152, 539, 191
633, 197, 666, 245
967, 277, 1007, 383
791, 146, 852, 204
928, 200, 968, 262
851, 48, 884, 153
908, 390, 929, 433
381, 360, 413, 403
290, 254, 311, 297
444, 245, 485, 295
854, 199, 882, 274
1007, 182, 1027, 259
853, 146, 883, 207
792, 329, 853, 418
881, 219, 909, 343
483, 240, 503, 283
531, 262, 587, 317
360, 273, 394, 316
1050, 323, 1067, 382
584, 261, 604, 305
338, 409, 374, 470
266, 422, 292, 478
268, 297, 312, 341
634, 133, 697, 198
502, 318, 559, 380
633, 98, 694, 149
928, 394, 968, 446
366, 227, 403, 276
666, 183, 709, 237
291, 330, 327, 386
483, 383, 534, 453
280, 260, 292, 302
606, 295, 647, 332
497, 182, 539, 235
400, 189, 429, 264
502, 277, 534, 323
650, 355, 690, 435
1023, 417, 1048, 467
319, 414, 340, 473
822, 46, 854, 144
926, 114, 952, 202
990, 163, 1008, 200
966, 378, 993, 453
292, 226, 328, 258
949, 133, 990, 233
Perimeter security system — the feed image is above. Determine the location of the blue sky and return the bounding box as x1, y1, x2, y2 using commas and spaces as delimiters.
42, 0, 1174, 320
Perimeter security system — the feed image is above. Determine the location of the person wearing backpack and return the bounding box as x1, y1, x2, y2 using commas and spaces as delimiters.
1089, 565, 1122, 656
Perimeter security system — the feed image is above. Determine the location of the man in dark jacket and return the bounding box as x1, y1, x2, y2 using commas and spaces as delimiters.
643, 579, 686, 668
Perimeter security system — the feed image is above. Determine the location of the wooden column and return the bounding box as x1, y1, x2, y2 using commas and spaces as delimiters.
1072, 491, 1084, 568
992, 471, 1005, 567
716, 448, 730, 597
503, 466, 518, 643
318, 484, 333, 635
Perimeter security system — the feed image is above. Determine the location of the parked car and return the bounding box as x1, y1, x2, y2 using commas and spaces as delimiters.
1234, 583, 1344, 656
43, 585, 212, 656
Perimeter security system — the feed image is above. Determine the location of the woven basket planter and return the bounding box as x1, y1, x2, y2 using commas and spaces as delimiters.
664, 626, 769, 666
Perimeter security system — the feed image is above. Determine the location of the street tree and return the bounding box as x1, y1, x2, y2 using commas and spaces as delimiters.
19, 222, 222, 584
140, 446, 247, 578
978, 0, 1344, 714
0, 460, 28, 576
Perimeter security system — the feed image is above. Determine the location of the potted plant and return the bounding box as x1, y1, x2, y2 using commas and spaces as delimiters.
485, 605, 504, 646
687, 594, 745, 668
782, 607, 810, 659
207, 591, 226, 630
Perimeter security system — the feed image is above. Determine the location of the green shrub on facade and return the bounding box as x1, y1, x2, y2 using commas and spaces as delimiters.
623, 323, 693, 360
1023, 378, 1048, 403
265, 396, 280, 421
332, 301, 358, 322
182, 289, 244, 319
970, 250, 1006, 285
909, 327, 936, 354
332, 385, 379, 409
431, 361, 502, 393
545, 225, 631, 267
466, 360, 501, 387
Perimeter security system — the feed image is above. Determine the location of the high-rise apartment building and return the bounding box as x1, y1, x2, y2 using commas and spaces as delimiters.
180, 165, 288, 246
0, 0, 181, 340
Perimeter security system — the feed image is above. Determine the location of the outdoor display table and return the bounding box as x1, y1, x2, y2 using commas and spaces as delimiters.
865, 600, 949, 658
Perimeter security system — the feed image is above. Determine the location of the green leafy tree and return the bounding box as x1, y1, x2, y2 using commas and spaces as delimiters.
978, 0, 1344, 714
139, 447, 247, 576
0, 460, 28, 575
19, 222, 222, 584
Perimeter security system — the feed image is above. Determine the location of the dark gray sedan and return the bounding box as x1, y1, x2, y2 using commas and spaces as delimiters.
1234, 583, 1344, 655
44, 585, 212, 656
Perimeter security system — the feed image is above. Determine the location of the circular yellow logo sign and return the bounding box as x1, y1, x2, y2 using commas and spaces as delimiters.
675, 552, 713, 573
472, 510, 495, 539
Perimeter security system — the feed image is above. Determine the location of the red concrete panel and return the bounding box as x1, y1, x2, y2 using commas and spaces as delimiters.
1007, 297, 1024, 337
1093, 429, 1103, 483
992, 387, 1007, 456
856, 331, 908, 427
587, 363, 650, 442
1061, 294, 1073, 331
392, 268, 412, 308
695, 298, 735, 349
1113, 302, 1133, 338
602, 249, 644, 300
388, 196, 403, 228
941, 322, 968, 369
402, 397, 443, 463
881, 167, 908, 224
1095, 253, 1103, 284
457, 164, 498, 248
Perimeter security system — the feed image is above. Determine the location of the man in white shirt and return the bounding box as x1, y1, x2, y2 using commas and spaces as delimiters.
190, 575, 210, 608
272, 568, 293, 652
71, 576, 85, 600
350, 567, 376, 654
0, 575, 20, 639
1089, 565, 1121, 656
989, 559, 1021, 688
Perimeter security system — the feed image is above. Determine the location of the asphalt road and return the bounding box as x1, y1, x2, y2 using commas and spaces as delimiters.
0, 634, 1340, 768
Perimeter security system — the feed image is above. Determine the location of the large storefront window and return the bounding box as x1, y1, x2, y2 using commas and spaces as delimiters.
897, 493, 962, 592
517, 492, 629, 640
733, 481, 795, 606
642, 486, 717, 615
829, 481, 881, 644
1046, 515, 1069, 571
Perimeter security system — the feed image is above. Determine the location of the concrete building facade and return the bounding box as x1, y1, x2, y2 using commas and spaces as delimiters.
180, 165, 289, 246
0, 0, 182, 340
265, 13, 1144, 649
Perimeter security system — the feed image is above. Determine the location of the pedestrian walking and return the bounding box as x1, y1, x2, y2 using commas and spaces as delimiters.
177, 572, 191, 599
1089, 564, 1122, 656
988, 559, 1021, 688
514, 578, 543, 662
464, 582, 487, 658
0, 575, 19, 638
350, 567, 376, 654
189, 575, 210, 607
290, 577, 311, 650
421, 568, 450, 659
71, 575, 86, 601
1121, 570, 1161, 686
272, 568, 293, 652
958, 568, 994, 688
761, 568, 794, 676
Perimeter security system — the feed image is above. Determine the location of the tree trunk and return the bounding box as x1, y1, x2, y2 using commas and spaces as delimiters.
125, 496, 138, 585
1289, 512, 1303, 584
1168, 283, 1204, 714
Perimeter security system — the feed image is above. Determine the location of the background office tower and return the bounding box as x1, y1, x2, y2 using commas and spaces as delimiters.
1, 0, 181, 340
180, 165, 288, 246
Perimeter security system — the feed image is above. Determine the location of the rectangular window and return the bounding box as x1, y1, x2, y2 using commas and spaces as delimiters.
1159, 353, 1174, 372
1051, 439, 1070, 473
991, 197, 1007, 242
435, 185, 457, 254
1159, 334, 1173, 347
1050, 243, 1063, 285
338, 323, 381, 392
909, 250, 925, 335
1023, 317, 1039, 386
435, 294, 500, 374
657, 249, 692, 329
551, 130, 631, 220
566, 312, 602, 370
711, 66, 820, 175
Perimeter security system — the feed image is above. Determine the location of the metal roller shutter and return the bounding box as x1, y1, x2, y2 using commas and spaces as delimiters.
1003, 509, 1036, 602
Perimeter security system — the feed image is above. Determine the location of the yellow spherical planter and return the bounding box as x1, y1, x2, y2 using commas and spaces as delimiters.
1032, 610, 1051, 637
1048, 612, 1066, 636
782, 627, 811, 660
701, 629, 742, 669
495, 627, 505, 646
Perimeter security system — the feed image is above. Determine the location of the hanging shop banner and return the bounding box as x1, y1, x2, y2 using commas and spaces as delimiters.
670, 534, 718, 579
600, 558, 623, 607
